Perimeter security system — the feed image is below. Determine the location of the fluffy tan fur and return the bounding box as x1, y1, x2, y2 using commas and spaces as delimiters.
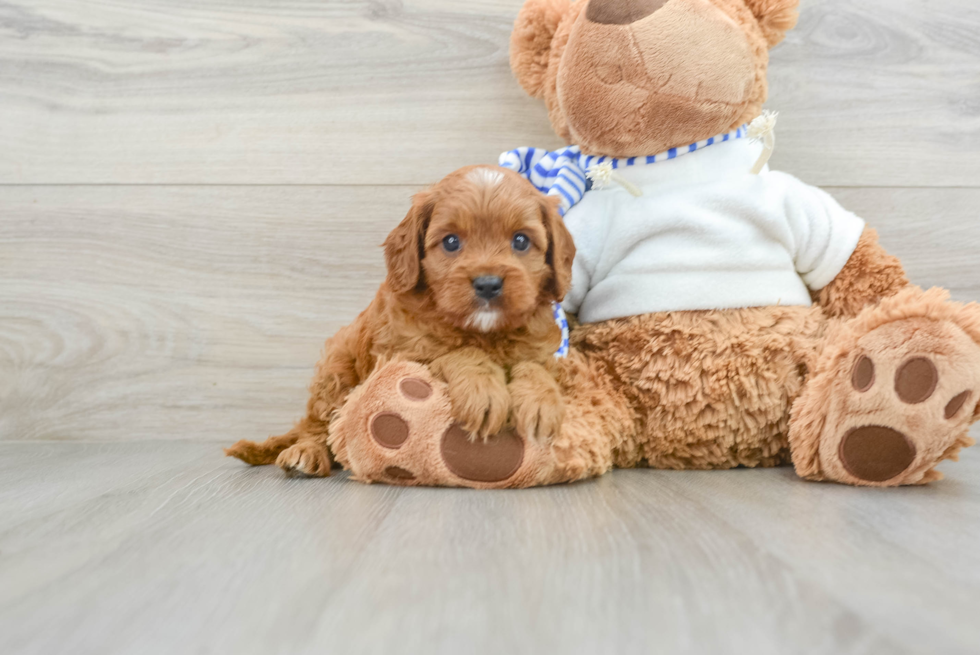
225, 166, 575, 476
572, 304, 821, 470
743, 0, 799, 46
814, 228, 909, 318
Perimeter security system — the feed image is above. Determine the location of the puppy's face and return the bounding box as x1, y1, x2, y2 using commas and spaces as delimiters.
384, 166, 575, 333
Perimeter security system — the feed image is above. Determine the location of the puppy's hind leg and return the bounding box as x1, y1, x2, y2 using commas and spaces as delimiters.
225, 431, 299, 466
226, 417, 334, 477
277, 433, 333, 478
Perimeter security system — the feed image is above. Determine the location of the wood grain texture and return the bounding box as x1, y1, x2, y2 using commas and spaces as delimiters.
1, 0, 979, 186
2, 185, 977, 443
1, 440, 979, 655
0, 185, 398, 442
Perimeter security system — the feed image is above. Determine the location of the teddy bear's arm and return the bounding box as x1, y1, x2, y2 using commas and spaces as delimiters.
813, 227, 909, 319
772, 172, 908, 320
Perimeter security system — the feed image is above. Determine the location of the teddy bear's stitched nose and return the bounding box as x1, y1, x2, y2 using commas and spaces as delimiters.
586, 0, 670, 25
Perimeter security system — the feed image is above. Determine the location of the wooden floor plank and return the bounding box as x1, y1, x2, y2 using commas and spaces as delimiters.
658, 457, 980, 653
1, 0, 978, 186
9, 441, 979, 655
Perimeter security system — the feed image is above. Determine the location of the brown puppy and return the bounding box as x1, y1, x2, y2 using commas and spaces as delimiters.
226, 165, 576, 476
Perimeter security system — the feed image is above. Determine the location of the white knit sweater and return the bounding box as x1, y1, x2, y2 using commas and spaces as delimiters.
558, 137, 865, 323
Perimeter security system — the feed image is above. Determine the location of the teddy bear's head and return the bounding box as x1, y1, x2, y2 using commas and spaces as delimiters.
510, 0, 799, 157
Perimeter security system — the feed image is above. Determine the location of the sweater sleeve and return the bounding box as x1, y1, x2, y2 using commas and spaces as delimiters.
770, 171, 866, 291
559, 200, 600, 315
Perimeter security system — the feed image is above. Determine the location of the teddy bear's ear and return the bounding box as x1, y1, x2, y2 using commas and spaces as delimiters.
510, 0, 573, 98
744, 0, 800, 47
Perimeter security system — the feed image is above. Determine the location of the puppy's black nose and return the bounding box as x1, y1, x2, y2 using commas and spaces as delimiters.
472, 276, 504, 300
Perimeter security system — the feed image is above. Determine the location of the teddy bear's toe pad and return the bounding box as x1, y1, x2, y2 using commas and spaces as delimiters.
946, 391, 974, 419
398, 377, 432, 401
370, 412, 410, 448
384, 465, 416, 480
894, 357, 938, 404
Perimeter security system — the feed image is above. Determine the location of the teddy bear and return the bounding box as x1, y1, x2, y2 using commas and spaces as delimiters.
323, 0, 980, 489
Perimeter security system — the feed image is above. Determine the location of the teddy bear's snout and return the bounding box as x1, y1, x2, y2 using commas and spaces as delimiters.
586, 0, 669, 25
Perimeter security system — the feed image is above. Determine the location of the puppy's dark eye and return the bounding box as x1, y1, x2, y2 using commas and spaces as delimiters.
512, 232, 531, 252
442, 234, 461, 253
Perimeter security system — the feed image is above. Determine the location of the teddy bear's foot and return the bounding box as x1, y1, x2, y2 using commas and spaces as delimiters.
327, 360, 561, 488
791, 288, 980, 486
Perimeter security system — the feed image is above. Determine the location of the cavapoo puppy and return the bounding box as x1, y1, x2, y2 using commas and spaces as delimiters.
226, 165, 576, 476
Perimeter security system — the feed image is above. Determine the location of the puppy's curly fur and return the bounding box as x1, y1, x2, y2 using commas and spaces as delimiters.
226, 166, 576, 476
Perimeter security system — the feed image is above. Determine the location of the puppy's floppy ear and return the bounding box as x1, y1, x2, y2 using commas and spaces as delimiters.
383, 190, 433, 294
510, 0, 572, 98
540, 195, 576, 301
744, 0, 800, 47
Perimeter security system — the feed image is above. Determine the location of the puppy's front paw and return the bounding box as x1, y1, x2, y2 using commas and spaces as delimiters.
447, 376, 511, 440
509, 361, 564, 442
513, 394, 564, 443
276, 441, 332, 477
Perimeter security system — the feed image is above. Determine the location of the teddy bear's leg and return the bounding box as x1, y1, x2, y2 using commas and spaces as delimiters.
328, 354, 627, 488
790, 287, 980, 486
571, 305, 826, 471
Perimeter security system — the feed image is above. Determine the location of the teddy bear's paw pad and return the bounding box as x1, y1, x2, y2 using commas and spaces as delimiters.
816, 318, 980, 486
440, 423, 525, 483
838, 426, 916, 483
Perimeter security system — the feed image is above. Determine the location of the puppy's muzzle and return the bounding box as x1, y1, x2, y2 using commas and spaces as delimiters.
472, 276, 504, 301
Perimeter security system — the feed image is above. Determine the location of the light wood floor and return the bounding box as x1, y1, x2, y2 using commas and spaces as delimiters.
2, 441, 980, 655
2, 0, 980, 652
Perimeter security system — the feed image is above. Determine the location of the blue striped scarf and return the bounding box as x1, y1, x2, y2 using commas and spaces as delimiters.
499, 126, 748, 215
553, 302, 569, 358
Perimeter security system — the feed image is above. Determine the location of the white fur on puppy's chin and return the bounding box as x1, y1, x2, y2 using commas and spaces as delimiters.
466, 308, 502, 333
